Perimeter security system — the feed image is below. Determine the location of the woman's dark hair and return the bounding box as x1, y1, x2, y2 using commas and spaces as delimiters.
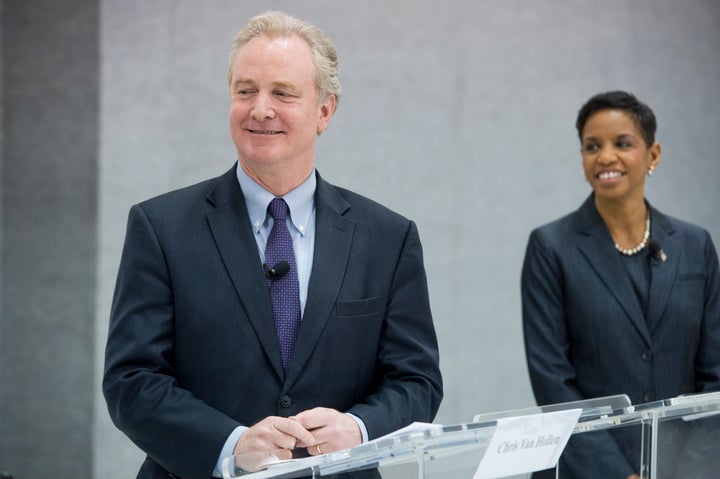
575, 90, 657, 147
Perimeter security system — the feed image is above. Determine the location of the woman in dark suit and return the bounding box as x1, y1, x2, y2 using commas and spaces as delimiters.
521, 90, 720, 479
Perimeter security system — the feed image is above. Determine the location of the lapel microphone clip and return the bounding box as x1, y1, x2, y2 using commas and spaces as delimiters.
649, 240, 667, 263
264, 260, 290, 279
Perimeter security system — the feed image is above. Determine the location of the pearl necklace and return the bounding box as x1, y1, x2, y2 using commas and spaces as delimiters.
615, 212, 650, 256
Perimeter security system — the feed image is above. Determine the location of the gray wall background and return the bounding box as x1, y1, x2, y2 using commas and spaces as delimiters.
1, 1, 718, 478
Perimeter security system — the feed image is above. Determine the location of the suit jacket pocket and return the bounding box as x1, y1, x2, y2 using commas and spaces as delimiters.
678, 272, 706, 281
336, 296, 386, 317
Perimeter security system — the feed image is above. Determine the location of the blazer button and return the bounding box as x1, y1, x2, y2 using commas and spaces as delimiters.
280, 395, 292, 408
641, 350, 653, 362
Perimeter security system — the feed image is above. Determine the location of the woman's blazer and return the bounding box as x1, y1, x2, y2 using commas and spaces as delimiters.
521, 194, 720, 478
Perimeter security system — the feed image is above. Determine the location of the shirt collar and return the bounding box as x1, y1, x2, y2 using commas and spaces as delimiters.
236, 164, 316, 237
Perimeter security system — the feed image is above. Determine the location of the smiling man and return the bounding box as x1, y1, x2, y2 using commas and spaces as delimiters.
103, 11, 442, 479
228, 33, 333, 197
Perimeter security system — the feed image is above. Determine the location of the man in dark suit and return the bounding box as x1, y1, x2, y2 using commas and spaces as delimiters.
103, 11, 442, 479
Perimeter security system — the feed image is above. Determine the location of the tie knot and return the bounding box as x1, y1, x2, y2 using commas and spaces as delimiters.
268, 198, 288, 221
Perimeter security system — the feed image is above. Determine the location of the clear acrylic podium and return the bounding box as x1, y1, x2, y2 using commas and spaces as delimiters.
222, 391, 720, 479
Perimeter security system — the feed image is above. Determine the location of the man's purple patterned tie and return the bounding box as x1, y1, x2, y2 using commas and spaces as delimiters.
265, 198, 301, 372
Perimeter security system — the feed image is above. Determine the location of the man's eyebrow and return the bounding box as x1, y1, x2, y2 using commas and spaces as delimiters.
232, 78, 254, 88
232, 78, 299, 90
270, 80, 299, 92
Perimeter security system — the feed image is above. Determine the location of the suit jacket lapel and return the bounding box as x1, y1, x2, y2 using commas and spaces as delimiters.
646, 207, 679, 332
284, 173, 355, 387
205, 166, 285, 379
574, 196, 652, 344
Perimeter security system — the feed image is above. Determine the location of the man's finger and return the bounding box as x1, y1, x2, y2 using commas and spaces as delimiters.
291, 407, 333, 430
273, 417, 316, 446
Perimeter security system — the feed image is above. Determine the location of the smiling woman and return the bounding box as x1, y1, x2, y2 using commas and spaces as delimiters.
577, 93, 661, 246
579, 108, 660, 250
521, 91, 720, 479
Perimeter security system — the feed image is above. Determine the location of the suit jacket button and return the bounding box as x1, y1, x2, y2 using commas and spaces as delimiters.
280, 395, 292, 408
641, 350, 653, 362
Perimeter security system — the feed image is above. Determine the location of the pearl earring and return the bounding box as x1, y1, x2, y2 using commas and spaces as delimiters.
647, 167, 654, 176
